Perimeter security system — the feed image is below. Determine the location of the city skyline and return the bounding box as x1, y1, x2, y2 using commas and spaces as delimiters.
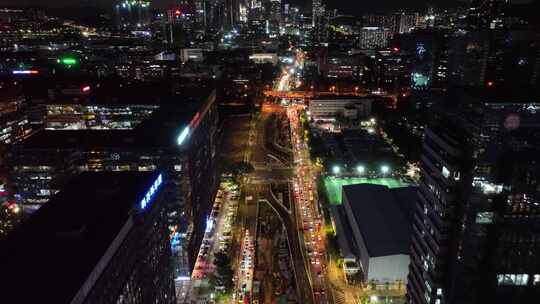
1, 0, 539, 303
3, 0, 527, 11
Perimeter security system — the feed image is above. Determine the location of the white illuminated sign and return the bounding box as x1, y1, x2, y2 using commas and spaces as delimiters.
205, 216, 214, 233
140, 174, 163, 209
177, 126, 190, 146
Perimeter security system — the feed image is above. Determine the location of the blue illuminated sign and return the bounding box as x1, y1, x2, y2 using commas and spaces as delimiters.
177, 126, 190, 146
140, 174, 163, 209
171, 232, 181, 247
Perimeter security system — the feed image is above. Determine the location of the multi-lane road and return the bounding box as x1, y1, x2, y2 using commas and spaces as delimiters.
245, 101, 314, 304
221, 49, 332, 303
256, 52, 333, 304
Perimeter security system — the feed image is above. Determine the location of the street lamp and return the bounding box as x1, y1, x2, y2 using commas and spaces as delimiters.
332, 165, 341, 175
356, 165, 365, 175
380, 165, 390, 176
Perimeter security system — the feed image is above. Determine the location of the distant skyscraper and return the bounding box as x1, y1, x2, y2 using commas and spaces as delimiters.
312, 1, 327, 43
362, 13, 398, 35
312, 0, 322, 28
239, 0, 248, 23
113, 0, 151, 29
193, 0, 207, 29
268, 0, 282, 25
398, 12, 418, 34
247, 0, 264, 21
448, 30, 540, 87
407, 89, 540, 304
468, 0, 509, 29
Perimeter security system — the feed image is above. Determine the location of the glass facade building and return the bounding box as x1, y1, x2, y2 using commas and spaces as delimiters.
8, 91, 220, 278
407, 89, 540, 304
0, 172, 176, 304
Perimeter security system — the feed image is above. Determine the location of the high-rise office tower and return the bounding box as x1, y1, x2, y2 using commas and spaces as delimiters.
407, 88, 540, 304
239, 0, 248, 23
8, 90, 220, 279
113, 0, 151, 29
163, 2, 199, 46
193, 0, 207, 29
312, 1, 328, 43
247, 0, 263, 21
222, 0, 236, 29
468, 0, 509, 29
268, 0, 281, 25
448, 30, 540, 88
0, 172, 176, 303
206, 0, 222, 30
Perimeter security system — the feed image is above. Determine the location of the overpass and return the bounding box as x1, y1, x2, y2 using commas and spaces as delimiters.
263, 90, 370, 99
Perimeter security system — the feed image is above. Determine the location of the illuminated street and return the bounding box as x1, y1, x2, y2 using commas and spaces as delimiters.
236, 229, 255, 302
274, 50, 332, 303
1, 2, 538, 304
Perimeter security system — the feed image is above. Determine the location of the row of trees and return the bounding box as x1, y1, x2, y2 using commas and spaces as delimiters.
209, 251, 234, 292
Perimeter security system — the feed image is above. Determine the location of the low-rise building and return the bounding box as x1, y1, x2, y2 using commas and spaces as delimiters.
308, 95, 372, 120
249, 53, 279, 65
339, 184, 416, 286
180, 48, 204, 63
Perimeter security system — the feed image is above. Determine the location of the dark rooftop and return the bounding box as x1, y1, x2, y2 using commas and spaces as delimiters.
342, 184, 416, 257
0, 172, 160, 303
17, 90, 214, 149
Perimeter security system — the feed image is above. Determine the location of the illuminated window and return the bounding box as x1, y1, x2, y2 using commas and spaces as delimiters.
442, 166, 450, 179
497, 274, 529, 286
475, 212, 494, 224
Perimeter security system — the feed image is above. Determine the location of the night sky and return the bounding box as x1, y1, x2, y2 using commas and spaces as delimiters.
0, 0, 536, 13
1, 0, 464, 11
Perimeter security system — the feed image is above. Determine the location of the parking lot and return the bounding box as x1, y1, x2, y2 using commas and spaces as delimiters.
190, 180, 240, 301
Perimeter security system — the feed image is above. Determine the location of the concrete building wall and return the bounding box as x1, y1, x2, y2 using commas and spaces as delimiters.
342, 191, 371, 275
308, 98, 372, 119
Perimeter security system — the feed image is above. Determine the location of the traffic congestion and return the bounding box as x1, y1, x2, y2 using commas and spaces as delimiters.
289, 105, 329, 304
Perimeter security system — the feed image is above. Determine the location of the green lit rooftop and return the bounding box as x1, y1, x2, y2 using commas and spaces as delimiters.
323, 176, 411, 205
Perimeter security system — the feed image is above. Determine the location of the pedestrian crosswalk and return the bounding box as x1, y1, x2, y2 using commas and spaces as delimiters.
333, 290, 346, 304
